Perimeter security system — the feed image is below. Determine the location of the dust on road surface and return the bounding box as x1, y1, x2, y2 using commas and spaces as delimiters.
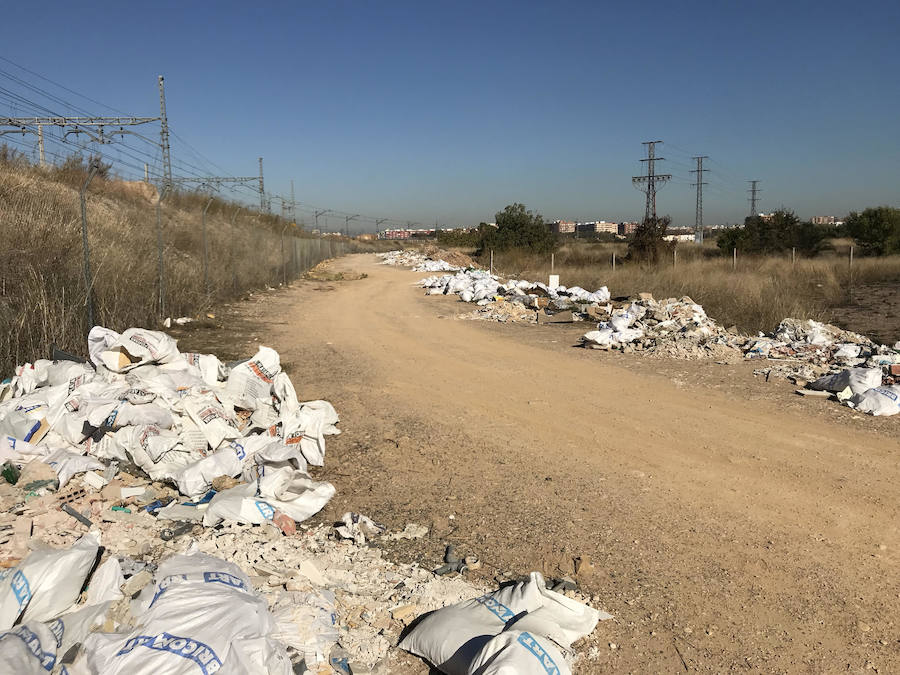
177, 253, 900, 673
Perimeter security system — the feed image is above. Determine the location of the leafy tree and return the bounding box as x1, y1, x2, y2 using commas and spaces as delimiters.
627, 215, 673, 264
717, 209, 828, 255
478, 203, 557, 254
845, 207, 900, 255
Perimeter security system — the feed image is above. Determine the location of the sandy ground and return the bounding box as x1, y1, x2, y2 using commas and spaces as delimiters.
176, 254, 900, 674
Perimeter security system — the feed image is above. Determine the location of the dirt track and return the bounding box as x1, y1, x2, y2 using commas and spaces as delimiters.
179, 254, 900, 673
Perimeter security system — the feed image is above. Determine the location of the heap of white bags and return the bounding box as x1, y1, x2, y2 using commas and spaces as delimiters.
0, 326, 339, 516
420, 269, 611, 308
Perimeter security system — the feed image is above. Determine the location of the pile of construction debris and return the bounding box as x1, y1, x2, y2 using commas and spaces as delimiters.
0, 326, 611, 673
382, 249, 900, 417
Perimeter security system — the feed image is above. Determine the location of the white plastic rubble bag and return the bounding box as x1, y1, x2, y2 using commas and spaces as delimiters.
0, 436, 48, 466
241, 439, 309, 479
43, 448, 106, 488
114, 424, 180, 465
0, 622, 59, 674
46, 558, 124, 663
465, 630, 570, 675
809, 368, 882, 396
398, 574, 546, 675
281, 400, 341, 466
224, 346, 281, 410
507, 583, 608, 650
88, 326, 121, 367
87, 401, 174, 430
181, 353, 224, 386
612, 327, 643, 344
184, 394, 240, 449
0, 404, 50, 445
272, 371, 299, 416
581, 327, 613, 349
203, 466, 334, 526
174, 447, 243, 500
98, 328, 180, 372
0, 534, 100, 630
81, 552, 292, 674
846, 385, 900, 416
609, 311, 635, 332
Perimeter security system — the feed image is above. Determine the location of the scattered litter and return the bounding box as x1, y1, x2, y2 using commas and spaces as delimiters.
335, 512, 386, 545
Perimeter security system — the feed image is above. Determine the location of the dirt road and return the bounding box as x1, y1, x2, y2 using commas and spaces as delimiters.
180, 254, 899, 673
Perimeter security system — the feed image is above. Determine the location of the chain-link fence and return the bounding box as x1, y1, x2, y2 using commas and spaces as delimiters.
0, 159, 359, 373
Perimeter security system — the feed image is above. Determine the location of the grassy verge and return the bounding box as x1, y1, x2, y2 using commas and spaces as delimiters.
0, 159, 374, 373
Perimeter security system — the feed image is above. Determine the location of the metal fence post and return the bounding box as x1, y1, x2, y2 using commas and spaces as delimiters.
201, 197, 213, 298
229, 207, 241, 295
79, 164, 100, 333
155, 185, 170, 318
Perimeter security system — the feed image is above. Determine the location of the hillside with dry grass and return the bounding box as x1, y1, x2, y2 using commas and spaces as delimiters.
0, 154, 361, 373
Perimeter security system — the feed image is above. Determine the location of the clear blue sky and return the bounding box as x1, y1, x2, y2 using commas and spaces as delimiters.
2, 0, 898, 230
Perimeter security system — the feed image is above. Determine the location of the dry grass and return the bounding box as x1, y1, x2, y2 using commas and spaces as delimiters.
0, 161, 366, 373
474, 242, 900, 334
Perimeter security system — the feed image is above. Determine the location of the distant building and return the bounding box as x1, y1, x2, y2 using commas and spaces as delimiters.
663, 233, 697, 242
618, 221, 638, 236
549, 220, 576, 234
575, 221, 618, 235
811, 215, 838, 225
380, 229, 410, 240
377, 228, 437, 240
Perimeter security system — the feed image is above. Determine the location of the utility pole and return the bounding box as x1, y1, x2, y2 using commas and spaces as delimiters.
144, 163, 149, 182
289, 180, 296, 223
691, 156, 709, 244
258, 157, 266, 212
36, 124, 44, 167
158, 76, 172, 191
632, 140, 671, 222
748, 180, 761, 217
315, 209, 329, 232
345, 214, 359, 236
375, 218, 388, 234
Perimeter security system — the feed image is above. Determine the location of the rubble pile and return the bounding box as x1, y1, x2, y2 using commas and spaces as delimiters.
378, 249, 462, 273
418, 269, 611, 314
0, 326, 611, 673
386, 249, 900, 417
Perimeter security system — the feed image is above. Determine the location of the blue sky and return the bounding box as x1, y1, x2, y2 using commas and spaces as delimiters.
1, 0, 898, 230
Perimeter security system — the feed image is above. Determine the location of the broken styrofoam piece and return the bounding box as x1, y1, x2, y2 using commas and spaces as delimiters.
335, 512, 386, 545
